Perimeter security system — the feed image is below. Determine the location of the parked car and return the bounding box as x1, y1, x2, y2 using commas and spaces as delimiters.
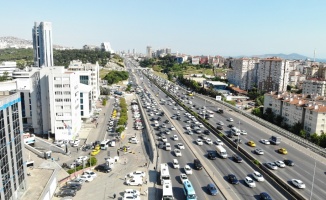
60, 184, 81, 191
55, 189, 76, 197
128, 171, 146, 178
126, 178, 143, 186
95, 164, 111, 173
79, 175, 93, 182
83, 170, 97, 178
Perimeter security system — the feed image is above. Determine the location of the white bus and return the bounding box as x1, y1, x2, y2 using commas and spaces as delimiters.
162, 180, 174, 200
160, 163, 171, 185
100, 139, 111, 150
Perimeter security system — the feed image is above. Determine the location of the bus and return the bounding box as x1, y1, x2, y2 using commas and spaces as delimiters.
183, 180, 197, 200
160, 163, 171, 185
162, 180, 174, 200
100, 139, 111, 150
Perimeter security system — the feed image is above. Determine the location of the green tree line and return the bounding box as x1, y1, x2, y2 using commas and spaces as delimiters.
104, 71, 129, 85
117, 98, 128, 134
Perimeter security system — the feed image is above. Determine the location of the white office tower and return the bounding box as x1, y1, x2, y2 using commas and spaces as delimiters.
40, 67, 82, 140
32, 22, 53, 68
101, 42, 114, 53
67, 60, 100, 101
146, 46, 152, 58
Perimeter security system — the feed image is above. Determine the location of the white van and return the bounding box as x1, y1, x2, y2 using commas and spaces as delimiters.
110, 141, 116, 147
172, 159, 179, 169
231, 127, 240, 136
100, 139, 111, 150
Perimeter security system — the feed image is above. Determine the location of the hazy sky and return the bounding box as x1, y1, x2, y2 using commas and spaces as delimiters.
1, 0, 325, 58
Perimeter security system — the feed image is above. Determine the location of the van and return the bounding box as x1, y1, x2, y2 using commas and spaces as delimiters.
100, 139, 110, 150
172, 159, 179, 168
110, 141, 116, 147
231, 127, 240, 136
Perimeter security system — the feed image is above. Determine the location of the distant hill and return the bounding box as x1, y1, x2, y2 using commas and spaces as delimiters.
0, 36, 70, 49
252, 53, 326, 63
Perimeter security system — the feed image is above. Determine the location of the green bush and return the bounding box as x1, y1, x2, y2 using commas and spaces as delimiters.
116, 126, 125, 134
67, 157, 98, 174
253, 159, 260, 165
102, 99, 107, 106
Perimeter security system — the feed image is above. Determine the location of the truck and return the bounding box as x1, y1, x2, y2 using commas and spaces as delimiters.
216, 145, 227, 158
270, 136, 281, 145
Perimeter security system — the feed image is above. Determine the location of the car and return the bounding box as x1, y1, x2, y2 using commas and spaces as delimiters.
161, 136, 167, 142
278, 148, 288, 155
174, 149, 182, 157
228, 124, 234, 128
260, 192, 272, 200
198, 123, 204, 128
207, 183, 219, 196
199, 134, 208, 140
184, 165, 192, 175
228, 174, 239, 184
185, 125, 191, 130
123, 194, 140, 200
165, 130, 171, 135
173, 135, 179, 141
94, 144, 101, 150
67, 178, 84, 185
247, 141, 256, 147
187, 130, 194, 135
170, 126, 175, 130
233, 154, 243, 163
216, 125, 223, 130
275, 160, 286, 168
260, 139, 270, 145
244, 176, 256, 188
90, 149, 100, 156
206, 138, 213, 145
234, 139, 242, 144
240, 130, 247, 135
217, 121, 224, 126
215, 139, 224, 145
79, 175, 94, 182
126, 178, 143, 186
207, 152, 217, 160
180, 173, 188, 183
195, 129, 202, 134
177, 143, 185, 149
196, 139, 203, 146
55, 189, 76, 197
254, 148, 264, 155
194, 159, 203, 170
185, 120, 191, 123
124, 189, 140, 197
227, 118, 234, 122
161, 123, 166, 128
83, 170, 97, 178
60, 184, 81, 191
95, 164, 111, 173
203, 130, 210, 135
291, 179, 306, 189
227, 133, 233, 138
266, 162, 278, 170
252, 171, 265, 182
284, 159, 294, 166
128, 171, 146, 178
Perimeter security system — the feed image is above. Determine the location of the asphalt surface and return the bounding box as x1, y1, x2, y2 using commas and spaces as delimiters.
127, 60, 286, 200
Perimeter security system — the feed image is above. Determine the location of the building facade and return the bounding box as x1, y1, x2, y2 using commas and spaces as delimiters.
0, 91, 27, 200
32, 22, 53, 68
101, 42, 113, 53
0, 61, 17, 77
257, 58, 290, 92
302, 78, 326, 96
146, 46, 152, 58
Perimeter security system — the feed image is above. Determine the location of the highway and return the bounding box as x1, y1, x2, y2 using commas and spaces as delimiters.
126, 60, 287, 200
140, 66, 326, 200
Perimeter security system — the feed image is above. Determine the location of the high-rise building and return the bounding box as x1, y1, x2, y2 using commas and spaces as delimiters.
0, 91, 27, 199
146, 46, 152, 58
257, 57, 290, 92
100, 42, 114, 53
32, 22, 53, 68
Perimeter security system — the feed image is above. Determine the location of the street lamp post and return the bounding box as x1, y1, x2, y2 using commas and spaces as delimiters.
310, 158, 317, 200
237, 121, 241, 150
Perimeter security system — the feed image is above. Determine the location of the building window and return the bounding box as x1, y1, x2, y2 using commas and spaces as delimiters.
81, 111, 84, 116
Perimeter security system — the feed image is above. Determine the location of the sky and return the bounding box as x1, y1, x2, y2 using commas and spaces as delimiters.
1, 0, 326, 58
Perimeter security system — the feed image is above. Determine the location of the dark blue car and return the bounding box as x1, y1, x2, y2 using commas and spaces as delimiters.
207, 183, 219, 196
260, 192, 272, 200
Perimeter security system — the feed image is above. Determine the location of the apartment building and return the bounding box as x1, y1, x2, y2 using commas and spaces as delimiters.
67, 60, 100, 101
264, 92, 326, 135
258, 57, 290, 92
227, 58, 259, 90
0, 91, 27, 200
302, 78, 326, 96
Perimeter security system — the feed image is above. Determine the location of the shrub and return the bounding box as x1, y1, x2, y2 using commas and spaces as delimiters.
67, 157, 98, 174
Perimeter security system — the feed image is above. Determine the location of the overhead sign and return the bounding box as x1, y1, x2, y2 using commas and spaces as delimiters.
216, 96, 222, 101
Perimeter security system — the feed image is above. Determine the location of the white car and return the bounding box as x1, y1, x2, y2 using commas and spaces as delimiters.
162, 137, 167, 142
186, 120, 191, 123
180, 173, 188, 183
83, 170, 97, 178
184, 165, 192, 175
128, 171, 146, 178
266, 162, 278, 170
76, 156, 88, 163
174, 149, 182, 157
198, 123, 204, 128
215, 139, 224, 145
126, 178, 143, 186
244, 177, 256, 188
291, 179, 306, 189
206, 138, 213, 145
217, 121, 224, 126
260, 139, 270, 145
165, 130, 171, 135
185, 125, 191, 130
227, 118, 234, 122
170, 126, 175, 130
240, 130, 247, 135
254, 148, 264, 155
177, 143, 185, 149
124, 189, 140, 197
196, 139, 203, 146
79, 175, 94, 182
252, 171, 264, 182
275, 160, 286, 168
173, 135, 179, 141
123, 194, 140, 200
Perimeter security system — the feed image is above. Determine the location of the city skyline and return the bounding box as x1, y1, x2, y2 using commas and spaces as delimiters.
0, 1, 326, 58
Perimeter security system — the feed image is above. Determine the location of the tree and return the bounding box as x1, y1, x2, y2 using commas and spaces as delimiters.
309, 133, 320, 145
16, 59, 26, 70
100, 86, 110, 95
274, 115, 284, 126
251, 107, 263, 118
102, 99, 107, 106
0, 71, 9, 82
291, 122, 303, 136
255, 95, 264, 106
